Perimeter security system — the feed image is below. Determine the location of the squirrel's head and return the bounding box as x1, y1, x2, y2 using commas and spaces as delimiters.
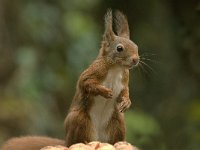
100, 10, 139, 69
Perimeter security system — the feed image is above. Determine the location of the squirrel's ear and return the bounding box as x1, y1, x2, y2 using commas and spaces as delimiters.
103, 9, 115, 44
114, 10, 130, 39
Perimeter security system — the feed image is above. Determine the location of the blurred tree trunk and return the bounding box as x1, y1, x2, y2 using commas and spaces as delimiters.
0, 0, 15, 87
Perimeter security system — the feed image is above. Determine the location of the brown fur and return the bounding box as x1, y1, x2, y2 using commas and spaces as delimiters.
0, 136, 65, 150
64, 10, 139, 146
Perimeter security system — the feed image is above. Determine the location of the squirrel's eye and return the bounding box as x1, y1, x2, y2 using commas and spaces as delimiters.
116, 46, 124, 52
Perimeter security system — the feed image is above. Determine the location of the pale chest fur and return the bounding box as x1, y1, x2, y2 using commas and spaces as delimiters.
89, 67, 124, 141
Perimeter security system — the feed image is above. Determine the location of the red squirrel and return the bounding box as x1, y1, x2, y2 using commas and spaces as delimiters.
64, 10, 139, 146
0, 10, 139, 150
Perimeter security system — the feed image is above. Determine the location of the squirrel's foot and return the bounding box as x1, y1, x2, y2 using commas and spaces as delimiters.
118, 97, 131, 112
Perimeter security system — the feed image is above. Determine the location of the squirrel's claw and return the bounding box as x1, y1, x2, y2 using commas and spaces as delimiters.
103, 88, 113, 99
118, 97, 131, 112
98, 85, 113, 99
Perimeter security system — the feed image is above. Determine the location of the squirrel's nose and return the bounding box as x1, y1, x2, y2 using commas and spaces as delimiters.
131, 55, 139, 66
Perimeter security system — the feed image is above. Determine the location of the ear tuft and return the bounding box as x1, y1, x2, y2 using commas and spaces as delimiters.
105, 9, 112, 29
103, 9, 115, 45
114, 10, 130, 39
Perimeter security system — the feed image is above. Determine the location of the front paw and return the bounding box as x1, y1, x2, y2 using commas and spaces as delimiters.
99, 86, 113, 99
117, 97, 131, 112
102, 88, 113, 99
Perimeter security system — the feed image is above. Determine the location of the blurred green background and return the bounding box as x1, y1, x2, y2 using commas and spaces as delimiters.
0, 0, 200, 149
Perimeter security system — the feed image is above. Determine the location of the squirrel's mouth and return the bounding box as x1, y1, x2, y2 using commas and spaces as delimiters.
122, 57, 140, 69
124, 62, 139, 69
124, 64, 134, 69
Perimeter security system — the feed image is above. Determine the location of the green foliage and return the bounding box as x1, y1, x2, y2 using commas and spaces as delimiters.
20, 1, 61, 44
185, 100, 200, 149
125, 110, 163, 149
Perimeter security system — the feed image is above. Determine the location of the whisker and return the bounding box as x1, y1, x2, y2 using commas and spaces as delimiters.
138, 62, 149, 74
140, 53, 157, 57
139, 57, 160, 64
136, 63, 142, 76
140, 60, 156, 74
134, 64, 146, 79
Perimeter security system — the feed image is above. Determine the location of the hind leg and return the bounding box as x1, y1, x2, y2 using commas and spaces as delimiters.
64, 110, 94, 146
106, 111, 125, 144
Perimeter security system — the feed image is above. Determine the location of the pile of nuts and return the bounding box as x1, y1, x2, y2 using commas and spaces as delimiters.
41, 141, 139, 150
